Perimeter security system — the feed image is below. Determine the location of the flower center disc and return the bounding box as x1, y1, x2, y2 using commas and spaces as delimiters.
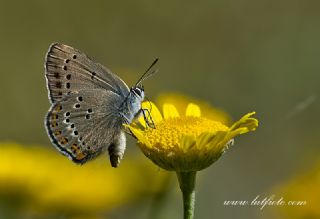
144, 116, 228, 148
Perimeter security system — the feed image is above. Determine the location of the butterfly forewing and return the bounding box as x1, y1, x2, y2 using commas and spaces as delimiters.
46, 89, 125, 164
45, 43, 130, 103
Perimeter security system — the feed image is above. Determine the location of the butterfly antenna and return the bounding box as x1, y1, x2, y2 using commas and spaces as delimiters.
135, 58, 159, 87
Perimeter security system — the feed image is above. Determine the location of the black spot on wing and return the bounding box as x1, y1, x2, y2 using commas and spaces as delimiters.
45, 109, 86, 164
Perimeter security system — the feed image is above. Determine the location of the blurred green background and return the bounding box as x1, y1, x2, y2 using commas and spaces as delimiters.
0, 0, 319, 219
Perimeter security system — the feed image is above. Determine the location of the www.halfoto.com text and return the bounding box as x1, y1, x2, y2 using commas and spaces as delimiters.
224, 195, 307, 210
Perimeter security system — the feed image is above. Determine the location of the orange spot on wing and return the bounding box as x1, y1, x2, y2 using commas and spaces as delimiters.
70, 144, 88, 161
55, 105, 62, 112
51, 113, 58, 120
70, 144, 78, 153
54, 130, 61, 136
51, 121, 58, 128
50, 111, 59, 128
60, 137, 68, 145
76, 152, 87, 160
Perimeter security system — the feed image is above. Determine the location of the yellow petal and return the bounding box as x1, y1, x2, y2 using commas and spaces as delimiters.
163, 104, 180, 119
137, 114, 147, 128
202, 131, 227, 154
127, 126, 152, 148
186, 103, 201, 117
218, 112, 258, 148
157, 92, 232, 125
196, 132, 215, 150
229, 112, 258, 132
180, 135, 196, 152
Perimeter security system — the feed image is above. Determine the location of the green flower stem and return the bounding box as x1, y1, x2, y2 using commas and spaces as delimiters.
176, 171, 197, 219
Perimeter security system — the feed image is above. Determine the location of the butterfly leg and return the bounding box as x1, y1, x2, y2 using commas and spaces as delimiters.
141, 108, 156, 129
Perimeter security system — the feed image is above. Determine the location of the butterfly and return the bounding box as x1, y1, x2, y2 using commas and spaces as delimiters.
44, 43, 157, 167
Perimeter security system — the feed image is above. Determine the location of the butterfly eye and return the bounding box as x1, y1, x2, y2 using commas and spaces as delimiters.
135, 89, 141, 96
133, 87, 143, 97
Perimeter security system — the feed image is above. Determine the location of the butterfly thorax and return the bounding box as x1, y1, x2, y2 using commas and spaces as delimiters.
118, 87, 144, 123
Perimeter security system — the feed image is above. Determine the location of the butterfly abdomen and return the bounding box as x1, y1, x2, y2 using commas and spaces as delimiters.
108, 131, 126, 167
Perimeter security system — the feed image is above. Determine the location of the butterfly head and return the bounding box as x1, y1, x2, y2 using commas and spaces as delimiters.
131, 86, 145, 101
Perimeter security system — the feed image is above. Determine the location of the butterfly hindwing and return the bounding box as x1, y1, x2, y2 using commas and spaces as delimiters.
45, 89, 125, 164
45, 43, 130, 103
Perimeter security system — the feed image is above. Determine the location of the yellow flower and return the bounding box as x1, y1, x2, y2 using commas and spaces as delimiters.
128, 102, 258, 172
0, 142, 169, 217
273, 159, 320, 219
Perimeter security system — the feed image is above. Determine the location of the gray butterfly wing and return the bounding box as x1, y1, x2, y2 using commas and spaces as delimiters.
45, 89, 126, 165
45, 42, 130, 103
